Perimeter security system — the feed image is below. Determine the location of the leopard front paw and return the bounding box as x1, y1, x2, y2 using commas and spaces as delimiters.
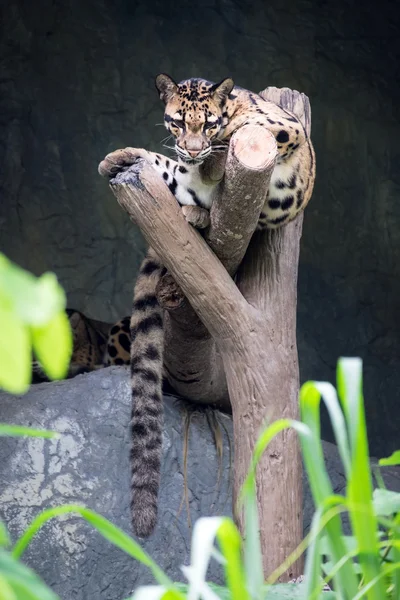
98, 147, 150, 179
181, 206, 210, 229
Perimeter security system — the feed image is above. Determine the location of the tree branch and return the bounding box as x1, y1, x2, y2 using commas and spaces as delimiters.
111, 125, 276, 407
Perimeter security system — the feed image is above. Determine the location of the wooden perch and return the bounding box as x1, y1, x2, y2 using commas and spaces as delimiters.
157, 125, 277, 408
108, 87, 312, 580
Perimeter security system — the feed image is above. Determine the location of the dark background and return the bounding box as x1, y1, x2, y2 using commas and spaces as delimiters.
1, 0, 399, 456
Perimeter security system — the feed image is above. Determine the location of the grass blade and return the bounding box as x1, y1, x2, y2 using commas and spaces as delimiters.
379, 451, 400, 467
0, 424, 59, 439
12, 505, 182, 595
185, 517, 224, 600
216, 519, 249, 600
0, 573, 17, 600
243, 486, 263, 600
337, 358, 385, 600
129, 586, 166, 600
390, 514, 400, 600
351, 562, 400, 600
0, 549, 59, 600
302, 506, 324, 600
300, 381, 359, 598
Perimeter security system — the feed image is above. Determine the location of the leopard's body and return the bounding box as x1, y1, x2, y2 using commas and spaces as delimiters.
31, 309, 131, 383
98, 74, 315, 538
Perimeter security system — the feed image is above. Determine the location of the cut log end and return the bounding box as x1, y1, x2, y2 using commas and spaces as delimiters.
231, 125, 277, 170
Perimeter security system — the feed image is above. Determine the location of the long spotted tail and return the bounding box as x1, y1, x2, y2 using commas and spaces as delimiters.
130, 248, 164, 537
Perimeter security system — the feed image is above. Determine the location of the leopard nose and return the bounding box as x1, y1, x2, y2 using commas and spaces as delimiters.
187, 149, 201, 158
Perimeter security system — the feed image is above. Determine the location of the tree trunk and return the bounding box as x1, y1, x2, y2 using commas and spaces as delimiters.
106, 87, 313, 580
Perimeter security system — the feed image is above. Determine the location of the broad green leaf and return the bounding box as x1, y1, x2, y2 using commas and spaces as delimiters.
379, 450, 400, 467
0, 549, 59, 600
0, 254, 66, 327
0, 305, 30, 394
31, 311, 72, 380
0, 424, 59, 439
373, 489, 400, 516
25, 272, 66, 326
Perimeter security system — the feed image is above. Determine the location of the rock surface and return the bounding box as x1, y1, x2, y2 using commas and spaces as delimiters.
0, 0, 398, 453
0, 369, 399, 599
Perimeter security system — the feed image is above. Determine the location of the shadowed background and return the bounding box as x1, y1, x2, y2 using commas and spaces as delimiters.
0, 0, 399, 455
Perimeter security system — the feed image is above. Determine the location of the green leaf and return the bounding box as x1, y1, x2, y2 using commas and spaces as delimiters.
300, 380, 358, 599
351, 561, 400, 600
0, 424, 59, 439
129, 588, 166, 600
216, 519, 249, 600
12, 505, 181, 594
173, 582, 337, 599
0, 573, 17, 600
0, 305, 30, 394
0, 254, 66, 327
31, 311, 72, 380
0, 549, 59, 600
0, 521, 10, 548
391, 514, 400, 599
302, 506, 325, 600
379, 450, 400, 467
181, 517, 233, 600
240, 419, 294, 503
243, 486, 263, 600
337, 357, 385, 600
24, 273, 66, 326
130, 588, 183, 600
373, 489, 400, 517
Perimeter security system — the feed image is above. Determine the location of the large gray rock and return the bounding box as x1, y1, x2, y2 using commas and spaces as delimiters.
0, 0, 399, 458
0, 369, 399, 599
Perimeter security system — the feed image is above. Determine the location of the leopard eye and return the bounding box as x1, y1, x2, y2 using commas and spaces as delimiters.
204, 121, 217, 131
171, 119, 184, 129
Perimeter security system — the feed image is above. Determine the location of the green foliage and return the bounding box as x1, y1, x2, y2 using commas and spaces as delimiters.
0, 424, 59, 439
380, 451, 400, 467
0, 357, 399, 599
0, 253, 72, 393
126, 357, 400, 599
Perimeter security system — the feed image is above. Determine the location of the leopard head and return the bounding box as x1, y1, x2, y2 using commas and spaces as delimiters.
155, 74, 234, 165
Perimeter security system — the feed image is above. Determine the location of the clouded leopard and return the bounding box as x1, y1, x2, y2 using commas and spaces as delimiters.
98, 74, 315, 537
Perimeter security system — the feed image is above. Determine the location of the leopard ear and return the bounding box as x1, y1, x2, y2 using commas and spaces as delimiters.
209, 78, 234, 104
155, 73, 178, 104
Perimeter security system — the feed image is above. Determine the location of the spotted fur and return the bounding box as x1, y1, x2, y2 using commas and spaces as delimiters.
98, 74, 316, 537
31, 309, 111, 383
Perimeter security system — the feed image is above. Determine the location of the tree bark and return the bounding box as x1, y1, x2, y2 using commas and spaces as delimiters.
157, 124, 277, 409
106, 87, 313, 580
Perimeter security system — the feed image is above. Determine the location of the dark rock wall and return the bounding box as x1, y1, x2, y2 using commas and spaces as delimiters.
0, 0, 399, 455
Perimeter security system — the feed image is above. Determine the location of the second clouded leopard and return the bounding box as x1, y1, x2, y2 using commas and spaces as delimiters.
99, 74, 315, 537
